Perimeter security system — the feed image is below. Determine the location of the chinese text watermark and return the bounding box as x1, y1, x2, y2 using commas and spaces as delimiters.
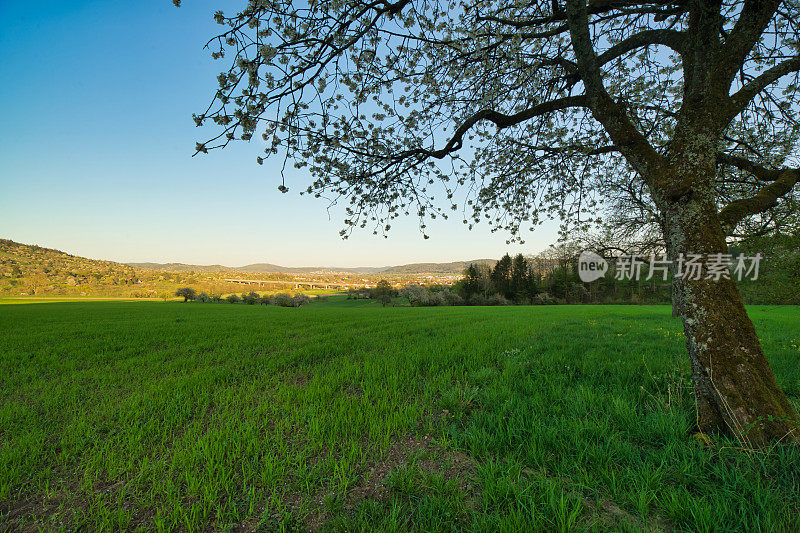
577, 252, 762, 283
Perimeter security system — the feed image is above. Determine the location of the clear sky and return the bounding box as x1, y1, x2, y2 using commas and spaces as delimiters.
0, 1, 560, 267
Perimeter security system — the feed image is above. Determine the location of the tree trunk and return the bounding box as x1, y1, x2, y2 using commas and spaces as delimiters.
661, 193, 799, 446
671, 281, 681, 318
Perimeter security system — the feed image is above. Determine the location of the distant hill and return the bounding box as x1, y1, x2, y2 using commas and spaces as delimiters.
1, 238, 501, 297
238, 263, 386, 274
379, 259, 497, 276
128, 259, 496, 275
127, 262, 235, 273
0, 238, 138, 295
0, 239, 135, 278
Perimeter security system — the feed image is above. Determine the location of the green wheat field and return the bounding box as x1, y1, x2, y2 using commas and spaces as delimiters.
1, 298, 799, 531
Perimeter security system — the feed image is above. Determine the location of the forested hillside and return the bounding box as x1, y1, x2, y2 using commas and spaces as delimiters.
0, 239, 139, 296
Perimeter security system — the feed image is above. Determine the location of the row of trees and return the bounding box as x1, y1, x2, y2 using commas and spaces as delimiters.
365, 237, 800, 308
175, 288, 314, 307
458, 251, 672, 306
352, 249, 675, 307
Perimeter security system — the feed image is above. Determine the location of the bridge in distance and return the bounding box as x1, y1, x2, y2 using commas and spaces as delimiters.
222, 278, 373, 290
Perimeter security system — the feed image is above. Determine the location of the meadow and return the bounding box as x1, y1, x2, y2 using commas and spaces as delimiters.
1, 298, 799, 532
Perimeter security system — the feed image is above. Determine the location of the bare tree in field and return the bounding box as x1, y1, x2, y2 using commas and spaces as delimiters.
187, 0, 800, 445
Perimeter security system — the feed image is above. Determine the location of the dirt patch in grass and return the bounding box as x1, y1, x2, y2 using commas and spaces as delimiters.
349, 434, 476, 503
341, 384, 363, 398
1, 477, 84, 532
1, 496, 60, 533
290, 371, 313, 389
243, 433, 478, 532
329, 433, 476, 530
582, 497, 674, 532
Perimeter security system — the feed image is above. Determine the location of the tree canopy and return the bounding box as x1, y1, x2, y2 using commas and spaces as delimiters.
189, 0, 799, 242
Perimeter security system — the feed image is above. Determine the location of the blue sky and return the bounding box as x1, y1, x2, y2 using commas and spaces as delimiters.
0, 1, 559, 267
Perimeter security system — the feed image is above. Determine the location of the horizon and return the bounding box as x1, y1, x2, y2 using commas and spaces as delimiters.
2, 235, 513, 270
0, 1, 560, 268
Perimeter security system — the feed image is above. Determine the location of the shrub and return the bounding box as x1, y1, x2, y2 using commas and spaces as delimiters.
465, 294, 486, 306
272, 293, 295, 307
226, 294, 241, 304
442, 289, 464, 306
487, 293, 510, 306
293, 293, 311, 306
533, 292, 556, 305
428, 292, 448, 306
197, 292, 210, 302
241, 291, 260, 305
259, 294, 272, 305
401, 285, 430, 306
566, 283, 589, 304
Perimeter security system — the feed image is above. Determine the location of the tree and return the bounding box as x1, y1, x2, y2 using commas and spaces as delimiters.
401, 284, 431, 306
491, 254, 513, 299
374, 279, 393, 306
293, 293, 311, 306
175, 287, 197, 302
192, 1, 800, 445
510, 253, 530, 301
736, 231, 800, 304
460, 263, 493, 301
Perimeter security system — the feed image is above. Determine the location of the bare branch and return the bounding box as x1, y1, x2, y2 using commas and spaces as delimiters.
399, 96, 588, 160
597, 28, 685, 64
718, 168, 800, 233
564, 0, 670, 192
716, 153, 784, 182
728, 56, 800, 120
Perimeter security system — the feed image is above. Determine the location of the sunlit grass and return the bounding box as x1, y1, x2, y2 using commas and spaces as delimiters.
1, 299, 798, 531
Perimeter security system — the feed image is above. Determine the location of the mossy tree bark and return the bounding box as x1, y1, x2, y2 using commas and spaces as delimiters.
659, 181, 799, 446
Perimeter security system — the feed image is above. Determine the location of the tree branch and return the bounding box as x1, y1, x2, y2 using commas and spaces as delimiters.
597, 29, 685, 64
399, 96, 588, 160
728, 56, 800, 120
718, 0, 782, 88
718, 168, 800, 233
478, 0, 685, 28
563, 0, 671, 193
716, 153, 784, 181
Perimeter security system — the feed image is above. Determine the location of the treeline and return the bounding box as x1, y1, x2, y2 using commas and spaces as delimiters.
385, 252, 671, 307
387, 232, 799, 307
176, 288, 320, 307
350, 253, 670, 307
459, 252, 672, 305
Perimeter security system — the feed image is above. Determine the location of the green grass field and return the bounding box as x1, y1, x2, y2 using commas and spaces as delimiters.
1, 299, 799, 531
